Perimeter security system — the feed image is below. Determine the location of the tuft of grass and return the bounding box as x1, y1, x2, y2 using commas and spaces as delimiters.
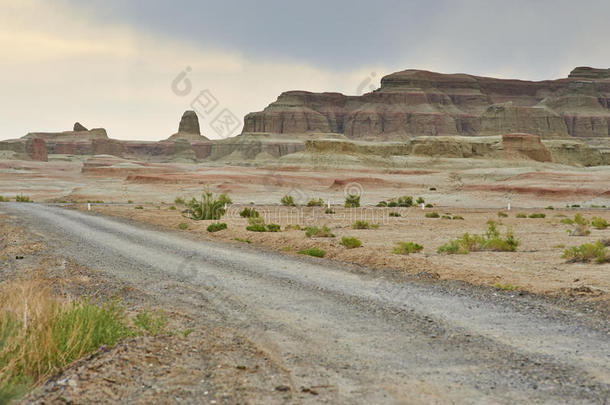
389, 212, 401, 217
174, 196, 185, 205
285, 224, 302, 231
240, 207, 259, 218
133, 310, 168, 336
516, 213, 527, 218
235, 238, 252, 244
246, 224, 266, 232
127, 200, 133, 204
562, 241, 609, 263
15, 194, 32, 203
441, 215, 452, 219
494, 283, 519, 291
425, 203, 433, 208
0, 196, 10, 202
560, 217, 574, 225
305, 226, 334, 238
340, 236, 362, 249
429, 187, 437, 191
266, 223, 281, 232
569, 213, 591, 236
497, 212, 508, 218
553, 244, 566, 249
344, 194, 360, 208
425, 212, 440, 218
452, 215, 464, 220
307, 198, 324, 207
207, 222, 227, 232
298, 248, 326, 258
281, 195, 296, 206
186, 189, 228, 220
591, 216, 609, 230
528, 213, 546, 219
178, 222, 188, 230
134, 205, 144, 210
169, 205, 176, 210
392, 242, 423, 255
416, 197, 425, 205
545, 206, 554, 210
397, 196, 413, 207
437, 221, 519, 254
325, 208, 335, 214
376, 201, 388, 207
352, 220, 371, 229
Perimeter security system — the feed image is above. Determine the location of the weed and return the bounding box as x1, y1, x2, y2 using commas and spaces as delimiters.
429, 187, 437, 191
181, 329, 194, 338
392, 242, 423, 255
425, 212, 440, 218
560, 217, 574, 225
207, 222, 227, 232
591, 216, 609, 230
298, 248, 326, 258
15, 194, 32, 203
562, 241, 608, 263
497, 212, 508, 218
340, 236, 362, 249
528, 213, 546, 218
307, 198, 324, 207
133, 310, 168, 336
239, 207, 259, 218
571, 204, 581, 208
281, 195, 296, 206
344, 194, 360, 208
389, 212, 401, 217
553, 244, 565, 249
128, 200, 133, 204
305, 226, 334, 238
178, 222, 188, 230
186, 189, 228, 220
388, 201, 398, 207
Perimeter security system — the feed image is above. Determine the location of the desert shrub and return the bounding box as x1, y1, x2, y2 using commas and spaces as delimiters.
388, 201, 398, 207
569, 213, 591, 236
392, 242, 423, 255
266, 223, 281, 232
416, 197, 425, 205
389, 212, 401, 217
305, 226, 334, 238
285, 224, 302, 230
281, 195, 296, 206
562, 241, 608, 263
340, 236, 362, 249
437, 221, 519, 254
217, 193, 232, 206
298, 248, 326, 258
560, 217, 574, 225
187, 190, 227, 220
452, 215, 464, 220
494, 283, 518, 291
516, 213, 527, 218
235, 237, 252, 243
429, 187, 437, 191
246, 217, 266, 232
397, 196, 413, 207
239, 207, 259, 218
352, 220, 371, 229
591, 216, 609, 230
325, 208, 335, 214
528, 213, 546, 218
134, 205, 144, 210
497, 212, 508, 218
0, 196, 9, 202
169, 205, 176, 210
425, 203, 433, 208
307, 198, 324, 207
546, 206, 554, 210
425, 212, 440, 218
344, 194, 360, 208
174, 196, 185, 205
441, 215, 452, 219
177, 222, 188, 230
15, 194, 32, 203
376, 201, 388, 207
571, 204, 581, 208
207, 222, 227, 232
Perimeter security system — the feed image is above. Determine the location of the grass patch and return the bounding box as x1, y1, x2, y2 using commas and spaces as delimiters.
553, 244, 566, 249
416, 197, 425, 205
305, 226, 334, 238
497, 212, 508, 218
494, 283, 519, 291
266, 223, 281, 232
516, 213, 527, 218
15, 195, 32, 203
281, 195, 296, 206
0, 196, 9, 202
425, 212, 440, 218
568, 213, 591, 236
441, 215, 452, 219
177, 222, 188, 230
134, 205, 144, 210
298, 248, 326, 258
352, 220, 372, 229
392, 242, 423, 255
344, 194, 360, 208
562, 241, 609, 263
325, 208, 335, 214
528, 213, 546, 218
425, 203, 433, 208
133, 310, 168, 336
168, 205, 176, 210
452, 215, 464, 220
591, 216, 609, 230
307, 198, 324, 207
239, 207, 259, 218
207, 222, 227, 232
340, 236, 362, 249
546, 206, 554, 210
437, 221, 519, 254
174, 196, 185, 205
285, 224, 302, 231
235, 238, 252, 244
389, 212, 401, 217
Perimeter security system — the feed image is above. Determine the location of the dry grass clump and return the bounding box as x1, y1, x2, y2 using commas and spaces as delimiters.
562, 240, 609, 264
437, 221, 519, 254
305, 226, 334, 238
392, 242, 423, 255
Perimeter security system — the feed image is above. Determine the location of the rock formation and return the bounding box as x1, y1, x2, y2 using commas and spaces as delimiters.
178, 110, 200, 134
73, 122, 88, 132
244, 67, 610, 140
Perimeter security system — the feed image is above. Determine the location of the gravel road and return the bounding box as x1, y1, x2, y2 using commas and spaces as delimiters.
3, 203, 609, 404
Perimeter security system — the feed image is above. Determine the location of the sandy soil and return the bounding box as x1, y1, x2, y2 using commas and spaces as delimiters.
79, 203, 610, 301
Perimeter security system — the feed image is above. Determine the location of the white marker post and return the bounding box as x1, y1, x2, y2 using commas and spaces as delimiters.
87, 203, 91, 211
421, 202, 425, 210
507, 198, 511, 211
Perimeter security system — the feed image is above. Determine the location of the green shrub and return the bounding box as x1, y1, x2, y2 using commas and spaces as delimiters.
281, 195, 296, 206
325, 208, 335, 214
397, 196, 413, 207
285, 224, 302, 230
437, 221, 519, 254
560, 217, 574, 225
246, 224, 267, 232
239, 207, 259, 218
352, 220, 371, 229
494, 283, 519, 291
571, 204, 581, 208
389, 212, 401, 217
452, 215, 464, 220
235, 237, 252, 243
307, 198, 324, 207
178, 222, 188, 230
562, 241, 608, 263
187, 189, 228, 220
217, 193, 232, 206
429, 187, 437, 191
425, 203, 433, 208
569, 213, 591, 236
376, 201, 388, 207
15, 194, 32, 203
207, 222, 227, 232
388, 201, 398, 207
416, 197, 425, 205
133, 310, 168, 336
441, 215, 452, 219
0, 196, 9, 202
169, 205, 176, 210
425, 212, 440, 218
516, 213, 527, 218
266, 223, 281, 232
545, 206, 554, 210
344, 194, 360, 208
298, 248, 326, 258
135, 205, 144, 210
528, 213, 546, 218
305, 226, 334, 238
591, 216, 609, 230
497, 212, 508, 218
127, 200, 133, 204
340, 236, 362, 249
392, 242, 423, 255
174, 196, 185, 205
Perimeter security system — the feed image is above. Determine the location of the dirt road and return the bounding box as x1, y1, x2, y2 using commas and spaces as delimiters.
3, 203, 609, 404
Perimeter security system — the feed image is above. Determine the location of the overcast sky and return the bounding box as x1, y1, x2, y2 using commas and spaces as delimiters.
1, 0, 608, 141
